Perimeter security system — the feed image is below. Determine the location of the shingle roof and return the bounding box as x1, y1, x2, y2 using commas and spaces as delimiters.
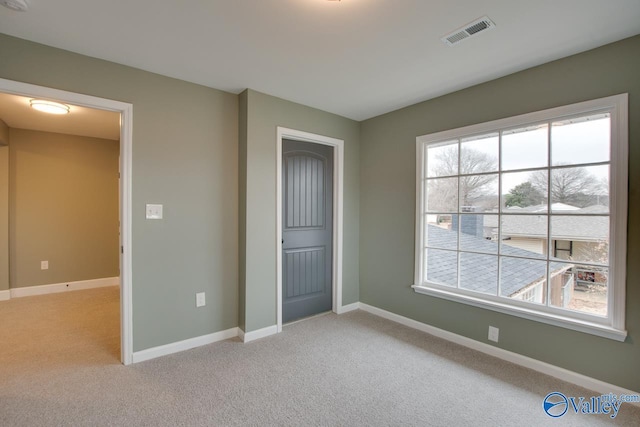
426, 224, 568, 296
483, 205, 608, 241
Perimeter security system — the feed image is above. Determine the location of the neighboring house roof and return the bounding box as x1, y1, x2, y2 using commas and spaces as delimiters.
510, 203, 580, 212
483, 205, 608, 241
573, 205, 609, 214
426, 224, 568, 296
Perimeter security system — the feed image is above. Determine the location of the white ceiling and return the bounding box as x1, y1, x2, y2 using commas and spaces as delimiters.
1, 0, 640, 121
0, 92, 120, 140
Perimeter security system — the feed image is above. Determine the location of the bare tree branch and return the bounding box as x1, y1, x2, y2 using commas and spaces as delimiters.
531, 167, 606, 207
430, 147, 498, 209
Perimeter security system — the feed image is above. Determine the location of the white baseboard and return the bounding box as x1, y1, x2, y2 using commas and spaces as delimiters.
358, 303, 640, 403
9, 277, 120, 299
240, 324, 278, 343
133, 323, 279, 364
0, 289, 10, 301
132, 327, 239, 363
337, 302, 360, 314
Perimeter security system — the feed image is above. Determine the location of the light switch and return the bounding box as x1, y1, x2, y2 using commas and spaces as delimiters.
488, 326, 499, 343
196, 292, 206, 308
146, 204, 163, 219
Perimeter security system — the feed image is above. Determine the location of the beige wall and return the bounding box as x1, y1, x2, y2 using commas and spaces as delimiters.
0, 120, 8, 291
503, 237, 545, 255
9, 129, 119, 288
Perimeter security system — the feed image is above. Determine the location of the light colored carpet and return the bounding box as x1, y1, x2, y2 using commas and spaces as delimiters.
1, 287, 638, 426
0, 286, 120, 376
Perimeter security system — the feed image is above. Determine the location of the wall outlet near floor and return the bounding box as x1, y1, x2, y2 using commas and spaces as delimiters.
41, 260, 49, 270
196, 292, 206, 308
146, 204, 163, 219
488, 326, 499, 342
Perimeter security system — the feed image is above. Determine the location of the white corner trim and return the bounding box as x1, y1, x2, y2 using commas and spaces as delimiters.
132, 327, 239, 364
337, 302, 360, 314
119, 101, 134, 366
237, 328, 245, 342
9, 277, 120, 298
241, 325, 278, 343
359, 303, 640, 402
0, 290, 10, 301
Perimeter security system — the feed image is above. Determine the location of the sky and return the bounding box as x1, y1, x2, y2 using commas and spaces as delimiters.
426, 114, 610, 195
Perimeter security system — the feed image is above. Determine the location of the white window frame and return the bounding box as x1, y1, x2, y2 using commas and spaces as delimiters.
413, 94, 628, 341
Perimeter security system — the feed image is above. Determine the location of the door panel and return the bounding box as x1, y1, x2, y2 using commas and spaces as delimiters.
282, 139, 333, 323
284, 247, 325, 298
286, 155, 325, 229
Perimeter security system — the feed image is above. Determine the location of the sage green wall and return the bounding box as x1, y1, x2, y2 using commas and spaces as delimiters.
9, 129, 119, 288
0, 34, 239, 352
0, 120, 8, 292
242, 89, 360, 332
360, 35, 640, 391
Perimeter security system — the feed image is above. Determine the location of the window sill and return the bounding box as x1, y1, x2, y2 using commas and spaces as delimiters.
412, 284, 627, 342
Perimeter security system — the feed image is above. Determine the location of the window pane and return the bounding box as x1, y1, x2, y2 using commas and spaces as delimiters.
551, 114, 610, 166
502, 170, 547, 211
459, 214, 497, 254
417, 96, 626, 335
550, 216, 609, 264
500, 257, 547, 305
426, 177, 458, 212
550, 165, 609, 211
459, 253, 497, 295
460, 133, 499, 174
425, 248, 457, 287
459, 174, 498, 211
426, 215, 457, 250
500, 215, 547, 259
502, 124, 548, 171
427, 140, 458, 177
549, 263, 608, 317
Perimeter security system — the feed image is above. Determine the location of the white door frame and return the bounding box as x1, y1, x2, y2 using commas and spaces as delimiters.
276, 127, 344, 332
0, 78, 134, 365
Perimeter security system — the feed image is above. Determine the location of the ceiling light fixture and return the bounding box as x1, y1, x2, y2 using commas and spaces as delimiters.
30, 99, 71, 115
0, 0, 29, 12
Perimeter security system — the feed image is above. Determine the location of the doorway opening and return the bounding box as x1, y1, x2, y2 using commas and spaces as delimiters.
0, 78, 133, 365
276, 127, 344, 332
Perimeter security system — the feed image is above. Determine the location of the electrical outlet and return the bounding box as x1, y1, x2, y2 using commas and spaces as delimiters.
146, 204, 163, 219
196, 292, 206, 308
488, 326, 499, 342
41, 260, 49, 270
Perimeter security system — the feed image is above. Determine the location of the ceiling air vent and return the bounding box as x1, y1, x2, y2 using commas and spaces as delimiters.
441, 16, 495, 46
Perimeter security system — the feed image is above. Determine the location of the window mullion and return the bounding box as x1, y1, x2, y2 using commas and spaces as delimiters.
456, 139, 462, 290
496, 130, 503, 298
545, 120, 552, 307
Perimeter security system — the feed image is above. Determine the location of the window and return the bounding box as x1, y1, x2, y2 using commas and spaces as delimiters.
414, 95, 628, 341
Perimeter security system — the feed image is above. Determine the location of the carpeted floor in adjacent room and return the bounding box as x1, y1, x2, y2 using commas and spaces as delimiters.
0, 286, 638, 426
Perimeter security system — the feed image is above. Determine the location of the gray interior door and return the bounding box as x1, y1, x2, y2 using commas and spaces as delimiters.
282, 139, 333, 323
